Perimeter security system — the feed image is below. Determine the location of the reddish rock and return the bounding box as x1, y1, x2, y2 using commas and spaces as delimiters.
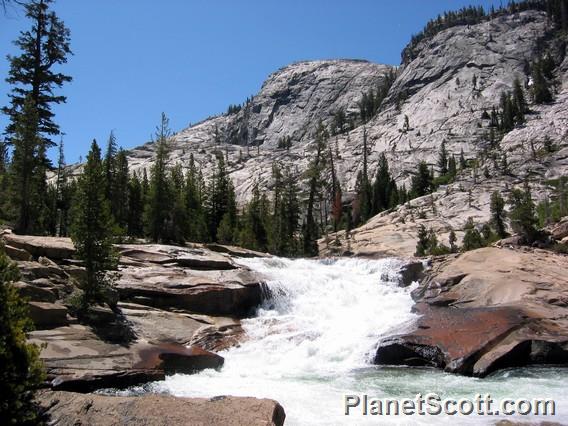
375, 247, 568, 376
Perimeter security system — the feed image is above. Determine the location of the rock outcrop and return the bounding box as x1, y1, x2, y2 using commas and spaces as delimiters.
0, 233, 266, 394
38, 391, 286, 426
104, 10, 568, 259
375, 246, 568, 376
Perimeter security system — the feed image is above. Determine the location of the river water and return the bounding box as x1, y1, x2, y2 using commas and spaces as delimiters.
141, 257, 568, 425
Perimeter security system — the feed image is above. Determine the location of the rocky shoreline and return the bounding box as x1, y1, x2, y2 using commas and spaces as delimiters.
3, 228, 568, 424
1, 230, 285, 426
375, 245, 568, 376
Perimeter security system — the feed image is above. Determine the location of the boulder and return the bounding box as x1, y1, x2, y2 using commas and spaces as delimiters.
550, 217, 568, 241
2, 232, 75, 260
27, 301, 68, 329
38, 391, 286, 426
13, 281, 56, 302
117, 244, 238, 270
117, 264, 263, 317
4, 244, 32, 261
397, 260, 427, 287
375, 247, 568, 376
29, 325, 224, 393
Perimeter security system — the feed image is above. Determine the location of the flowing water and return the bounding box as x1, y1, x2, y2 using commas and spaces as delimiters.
135, 257, 568, 425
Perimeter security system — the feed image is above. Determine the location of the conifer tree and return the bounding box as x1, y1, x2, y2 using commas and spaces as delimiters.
185, 154, 208, 242
166, 164, 188, 244
0, 245, 45, 424
9, 95, 44, 234
355, 127, 372, 223
438, 140, 448, 176
103, 131, 118, 203
490, 191, 507, 238
371, 152, 394, 214
71, 140, 117, 308
303, 121, 327, 256
462, 217, 485, 251
52, 138, 72, 236
112, 149, 129, 232
512, 77, 526, 123
415, 224, 429, 256
144, 113, 173, 243
459, 148, 467, 169
448, 154, 457, 178
509, 182, 539, 243
127, 172, 144, 237
411, 161, 433, 198
531, 59, 552, 104
3, 0, 71, 234
206, 153, 236, 242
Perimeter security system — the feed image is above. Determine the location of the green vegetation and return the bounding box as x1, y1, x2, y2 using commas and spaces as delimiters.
2, 0, 71, 235
71, 140, 118, 309
0, 245, 45, 424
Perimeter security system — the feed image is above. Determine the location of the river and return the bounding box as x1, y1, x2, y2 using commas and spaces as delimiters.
135, 257, 568, 425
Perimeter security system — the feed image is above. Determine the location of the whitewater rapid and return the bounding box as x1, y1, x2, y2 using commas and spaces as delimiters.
140, 257, 568, 425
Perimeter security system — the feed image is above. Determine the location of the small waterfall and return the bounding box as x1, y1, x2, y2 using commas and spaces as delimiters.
151, 257, 419, 424
148, 257, 568, 425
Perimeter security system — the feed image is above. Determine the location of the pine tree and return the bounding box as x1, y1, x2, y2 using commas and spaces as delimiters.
459, 148, 467, 169
184, 154, 208, 242
206, 153, 236, 242
371, 152, 393, 214
448, 154, 457, 178
144, 113, 173, 243
112, 149, 129, 232
531, 60, 552, 104
449, 229, 458, 253
127, 172, 144, 237
71, 140, 117, 308
509, 182, 539, 243
8, 95, 45, 234
52, 137, 72, 236
438, 140, 448, 176
0, 245, 45, 424
490, 191, 507, 238
462, 217, 485, 251
415, 224, 429, 256
303, 121, 327, 256
103, 130, 118, 203
3, 0, 71, 233
166, 164, 188, 244
512, 77, 526, 123
411, 161, 433, 198
355, 127, 372, 223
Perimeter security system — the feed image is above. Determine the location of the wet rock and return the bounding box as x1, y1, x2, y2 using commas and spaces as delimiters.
375, 247, 568, 376
397, 260, 426, 287
37, 391, 286, 426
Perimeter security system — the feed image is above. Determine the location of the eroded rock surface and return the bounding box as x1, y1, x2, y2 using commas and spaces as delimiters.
375, 247, 568, 376
38, 391, 286, 426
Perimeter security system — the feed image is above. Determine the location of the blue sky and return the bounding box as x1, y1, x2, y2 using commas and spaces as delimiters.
1, 0, 503, 163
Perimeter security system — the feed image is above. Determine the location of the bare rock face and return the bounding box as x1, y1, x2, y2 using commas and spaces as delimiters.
1, 230, 75, 260
29, 325, 224, 392
116, 244, 263, 317
375, 247, 568, 376
125, 60, 393, 204
38, 391, 286, 426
